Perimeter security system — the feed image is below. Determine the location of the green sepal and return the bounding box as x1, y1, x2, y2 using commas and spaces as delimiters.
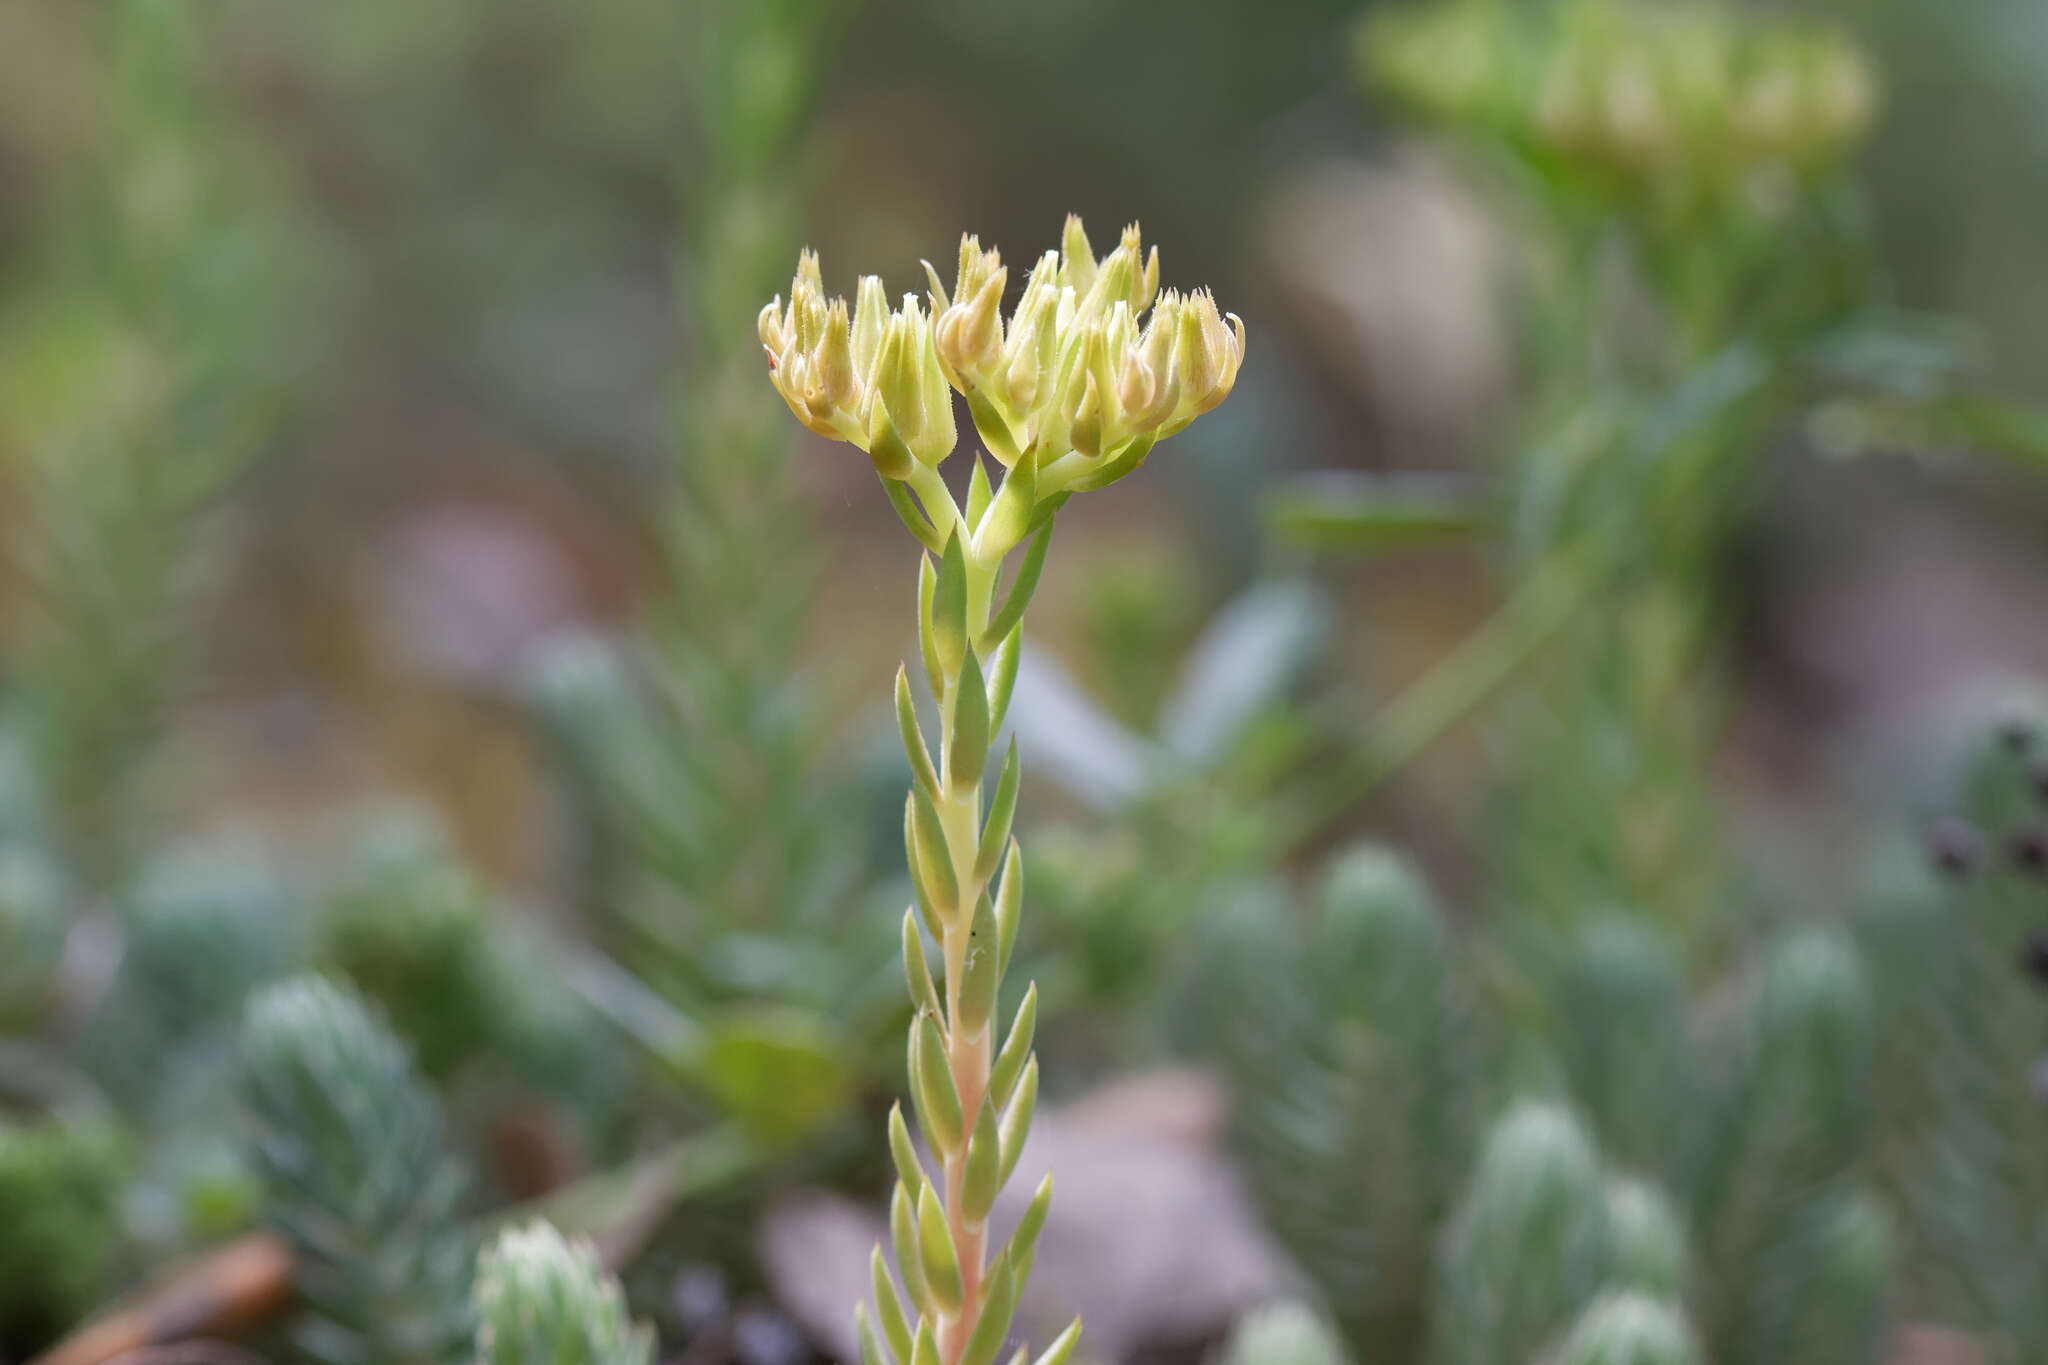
857, 1301, 894, 1365
911, 1011, 964, 1155
976, 455, 1038, 561
996, 1055, 1037, 1188
891, 1181, 930, 1314
979, 524, 1051, 656
870, 1248, 914, 1365
897, 666, 940, 803
933, 533, 969, 681
957, 892, 1001, 1038
985, 625, 1022, 735
1031, 1318, 1082, 1365
975, 740, 1020, 885
966, 456, 994, 531
961, 1095, 1003, 1227
888, 1102, 925, 1197
907, 788, 959, 920
989, 983, 1037, 1110
915, 1183, 965, 1314
918, 556, 944, 700
950, 649, 992, 790
903, 910, 941, 1019
885, 479, 947, 554
1068, 432, 1154, 491
993, 840, 1023, 978
867, 398, 918, 481
960, 1253, 1019, 1365
967, 389, 1022, 467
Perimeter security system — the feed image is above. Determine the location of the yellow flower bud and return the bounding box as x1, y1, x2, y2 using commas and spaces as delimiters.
758, 295, 789, 357
1070, 373, 1103, 460
1059, 215, 1096, 298
852, 275, 889, 380
865, 296, 958, 468
937, 262, 1007, 385
1162, 289, 1244, 435
761, 218, 1241, 497
816, 298, 857, 410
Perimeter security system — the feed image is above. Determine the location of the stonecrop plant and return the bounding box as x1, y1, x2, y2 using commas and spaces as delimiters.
759, 217, 1243, 1365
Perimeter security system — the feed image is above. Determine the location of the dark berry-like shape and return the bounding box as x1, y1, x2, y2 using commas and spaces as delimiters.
2022, 931, 2048, 987
1925, 817, 1984, 878
2000, 717, 2037, 753
2013, 826, 2048, 875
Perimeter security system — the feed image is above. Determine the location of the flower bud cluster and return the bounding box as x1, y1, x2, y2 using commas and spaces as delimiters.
760, 219, 1243, 494
759, 251, 958, 475
1365, 0, 1876, 192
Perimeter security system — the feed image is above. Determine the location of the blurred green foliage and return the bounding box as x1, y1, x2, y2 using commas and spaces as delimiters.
0, 0, 2043, 1361
0, 1116, 131, 1353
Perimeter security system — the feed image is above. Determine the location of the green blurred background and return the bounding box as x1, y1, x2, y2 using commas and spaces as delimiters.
6, 0, 2048, 1362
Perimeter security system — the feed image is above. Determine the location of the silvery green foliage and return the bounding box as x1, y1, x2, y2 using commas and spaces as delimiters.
1598, 1178, 1688, 1303
474, 1222, 654, 1365
316, 811, 619, 1113
1539, 1293, 1701, 1365
1689, 927, 1877, 1363
1217, 1303, 1349, 1365
1553, 917, 1686, 1180
1198, 844, 1902, 1365
88, 845, 290, 1112
240, 976, 473, 1365
1433, 1103, 1613, 1365
1181, 844, 1476, 1360
1736, 1191, 1893, 1365
1855, 701, 2048, 1356
0, 843, 65, 1027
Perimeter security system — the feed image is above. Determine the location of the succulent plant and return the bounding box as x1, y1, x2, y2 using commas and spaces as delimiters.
473, 1222, 653, 1365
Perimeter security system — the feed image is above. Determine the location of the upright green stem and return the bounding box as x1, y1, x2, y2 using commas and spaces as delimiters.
872, 509, 1063, 1365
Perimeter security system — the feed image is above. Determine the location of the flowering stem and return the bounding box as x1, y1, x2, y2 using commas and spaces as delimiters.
761, 216, 1243, 1365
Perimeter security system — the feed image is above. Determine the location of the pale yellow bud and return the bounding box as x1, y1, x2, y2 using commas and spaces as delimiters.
1163, 289, 1244, 433
863, 296, 957, 467
873, 307, 922, 447
791, 274, 828, 354
758, 295, 789, 356
816, 298, 857, 410
852, 276, 889, 383
914, 298, 958, 464
1075, 224, 1147, 327
1173, 292, 1220, 406
1070, 372, 1103, 459
759, 221, 1240, 496
1116, 343, 1157, 424
937, 265, 1007, 381
956, 235, 1000, 306
1005, 321, 1043, 413
1060, 215, 1097, 297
